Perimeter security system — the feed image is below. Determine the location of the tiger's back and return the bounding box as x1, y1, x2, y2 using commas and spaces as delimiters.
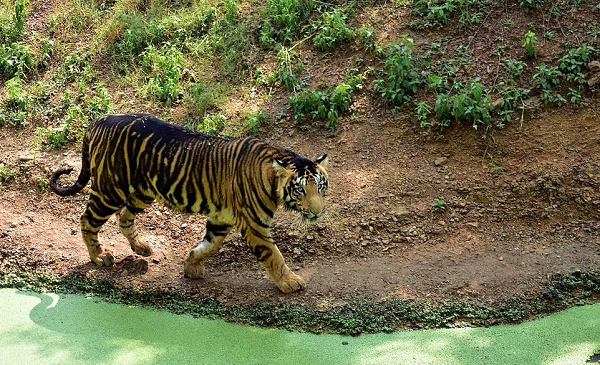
50, 113, 330, 293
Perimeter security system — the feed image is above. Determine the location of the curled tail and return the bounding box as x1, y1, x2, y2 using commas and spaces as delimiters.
49, 138, 91, 196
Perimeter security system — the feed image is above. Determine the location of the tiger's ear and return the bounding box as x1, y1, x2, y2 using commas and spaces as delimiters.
315, 154, 329, 170
273, 159, 294, 178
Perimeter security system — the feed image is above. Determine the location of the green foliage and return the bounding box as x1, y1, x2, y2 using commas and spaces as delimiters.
416, 101, 432, 129
532, 64, 563, 105
358, 25, 376, 52
504, 59, 527, 78
373, 37, 421, 105
0, 41, 34, 77
411, 0, 489, 29
277, 48, 305, 91
0, 77, 29, 126
433, 198, 447, 212
244, 108, 268, 134
433, 79, 494, 131
142, 46, 184, 106
0, 163, 18, 188
290, 82, 355, 131
558, 44, 598, 83
522, 31, 539, 58
260, 0, 313, 48
13, 0, 28, 37
311, 8, 355, 51
520, 0, 546, 13
196, 113, 226, 136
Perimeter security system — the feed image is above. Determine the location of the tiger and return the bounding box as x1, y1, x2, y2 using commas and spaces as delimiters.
49, 113, 329, 293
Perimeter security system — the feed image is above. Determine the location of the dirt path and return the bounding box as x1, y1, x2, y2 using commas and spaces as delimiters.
1, 95, 599, 309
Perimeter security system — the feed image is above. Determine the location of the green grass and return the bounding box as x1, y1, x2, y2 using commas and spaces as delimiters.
0, 0, 599, 144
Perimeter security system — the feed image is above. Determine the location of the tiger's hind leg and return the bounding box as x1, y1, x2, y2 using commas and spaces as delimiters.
184, 218, 232, 279
80, 194, 121, 266
117, 190, 155, 257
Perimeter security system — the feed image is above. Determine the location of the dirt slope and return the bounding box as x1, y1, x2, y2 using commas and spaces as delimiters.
1, 0, 599, 311
1, 95, 599, 309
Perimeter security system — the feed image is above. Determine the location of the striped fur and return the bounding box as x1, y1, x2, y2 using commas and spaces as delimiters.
50, 113, 329, 293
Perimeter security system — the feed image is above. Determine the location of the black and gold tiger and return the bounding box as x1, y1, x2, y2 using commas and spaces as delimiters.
50, 113, 329, 293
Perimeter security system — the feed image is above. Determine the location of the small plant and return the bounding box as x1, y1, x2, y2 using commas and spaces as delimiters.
277, 48, 305, 91
373, 37, 421, 105
244, 109, 268, 134
504, 59, 527, 78
13, 0, 29, 34
532, 64, 563, 104
0, 41, 34, 77
558, 44, 598, 84
0, 163, 18, 189
290, 82, 356, 131
522, 31, 539, 58
416, 101, 432, 129
433, 198, 447, 212
39, 178, 49, 193
197, 113, 226, 136
311, 8, 355, 51
359, 25, 376, 52
433, 79, 494, 132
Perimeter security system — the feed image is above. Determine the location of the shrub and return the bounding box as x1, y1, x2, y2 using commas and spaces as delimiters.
290, 82, 355, 131
373, 37, 421, 105
311, 8, 355, 51
142, 46, 184, 106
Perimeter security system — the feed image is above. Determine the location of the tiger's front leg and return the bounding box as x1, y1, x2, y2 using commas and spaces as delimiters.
243, 224, 306, 294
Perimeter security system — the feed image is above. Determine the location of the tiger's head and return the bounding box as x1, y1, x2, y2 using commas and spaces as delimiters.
274, 154, 329, 224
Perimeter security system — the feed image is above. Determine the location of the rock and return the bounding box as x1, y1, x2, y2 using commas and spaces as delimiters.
588, 73, 600, 88
589, 61, 600, 72
392, 206, 412, 220
434, 157, 448, 166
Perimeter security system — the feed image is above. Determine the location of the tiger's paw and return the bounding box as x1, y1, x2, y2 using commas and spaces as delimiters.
90, 249, 115, 267
132, 241, 153, 257
183, 261, 206, 279
276, 274, 306, 294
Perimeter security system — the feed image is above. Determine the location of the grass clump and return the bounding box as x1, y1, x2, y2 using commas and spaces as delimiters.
259, 0, 314, 48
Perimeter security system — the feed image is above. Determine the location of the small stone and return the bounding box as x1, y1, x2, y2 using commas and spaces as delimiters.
589, 60, 600, 72
434, 157, 448, 166
499, 256, 504, 261
181, 223, 188, 229
71, 228, 77, 235
10, 222, 17, 228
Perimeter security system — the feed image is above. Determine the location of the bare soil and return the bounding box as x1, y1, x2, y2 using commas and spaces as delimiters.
1, 1, 600, 313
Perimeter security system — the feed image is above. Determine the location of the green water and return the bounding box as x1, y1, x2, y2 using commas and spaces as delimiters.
1, 288, 599, 365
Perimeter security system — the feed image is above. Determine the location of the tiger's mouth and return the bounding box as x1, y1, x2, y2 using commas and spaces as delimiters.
301, 211, 324, 225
